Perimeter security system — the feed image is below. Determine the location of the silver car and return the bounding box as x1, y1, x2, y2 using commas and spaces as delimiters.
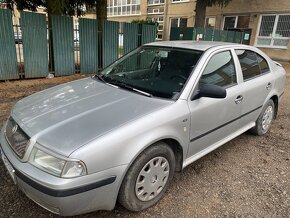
0, 41, 285, 216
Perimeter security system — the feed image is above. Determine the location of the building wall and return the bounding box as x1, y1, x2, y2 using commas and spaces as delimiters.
206, 0, 290, 62
107, 0, 196, 40
165, 0, 195, 40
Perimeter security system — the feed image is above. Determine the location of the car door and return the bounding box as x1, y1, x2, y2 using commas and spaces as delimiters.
233, 49, 275, 128
186, 49, 243, 159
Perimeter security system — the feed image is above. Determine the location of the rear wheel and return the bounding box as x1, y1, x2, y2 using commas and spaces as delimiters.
250, 99, 275, 135
118, 142, 175, 211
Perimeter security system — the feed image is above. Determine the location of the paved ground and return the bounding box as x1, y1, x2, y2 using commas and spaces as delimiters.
0, 66, 289, 218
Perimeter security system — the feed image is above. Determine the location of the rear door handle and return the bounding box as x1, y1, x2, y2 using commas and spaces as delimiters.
266, 82, 272, 90
235, 95, 243, 104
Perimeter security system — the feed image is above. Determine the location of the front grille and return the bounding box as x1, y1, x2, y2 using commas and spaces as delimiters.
5, 117, 30, 158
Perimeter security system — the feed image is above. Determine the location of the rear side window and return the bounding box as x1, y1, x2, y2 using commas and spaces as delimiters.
257, 54, 270, 74
200, 51, 237, 88
235, 50, 260, 80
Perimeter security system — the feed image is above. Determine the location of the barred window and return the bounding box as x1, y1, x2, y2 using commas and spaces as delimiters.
107, 0, 140, 16
256, 14, 290, 48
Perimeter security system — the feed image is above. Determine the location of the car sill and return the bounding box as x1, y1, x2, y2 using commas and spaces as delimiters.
183, 122, 255, 169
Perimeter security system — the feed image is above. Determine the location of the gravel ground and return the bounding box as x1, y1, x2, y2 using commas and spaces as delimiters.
0, 67, 290, 218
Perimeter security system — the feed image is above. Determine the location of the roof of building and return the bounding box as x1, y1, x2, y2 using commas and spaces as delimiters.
145, 40, 238, 51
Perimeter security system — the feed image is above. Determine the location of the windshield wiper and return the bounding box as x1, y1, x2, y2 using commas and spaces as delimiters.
114, 81, 153, 97
94, 74, 119, 88
94, 74, 106, 83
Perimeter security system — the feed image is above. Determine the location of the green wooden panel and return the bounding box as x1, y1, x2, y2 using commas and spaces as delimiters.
170, 27, 181, 40
102, 20, 119, 68
0, 9, 18, 80
79, 18, 98, 74
51, 15, 74, 76
141, 24, 156, 44
183, 27, 194, 40
20, 11, 48, 78
123, 22, 139, 55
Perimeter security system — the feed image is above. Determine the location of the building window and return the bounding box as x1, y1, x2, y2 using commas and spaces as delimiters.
148, 0, 165, 6
158, 25, 163, 31
147, 8, 164, 14
170, 17, 187, 28
148, 16, 164, 23
223, 15, 250, 30
172, 0, 190, 3
107, 0, 140, 17
156, 33, 163, 40
256, 14, 290, 48
205, 17, 216, 28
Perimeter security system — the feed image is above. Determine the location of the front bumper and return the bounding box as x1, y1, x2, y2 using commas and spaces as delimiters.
0, 129, 127, 216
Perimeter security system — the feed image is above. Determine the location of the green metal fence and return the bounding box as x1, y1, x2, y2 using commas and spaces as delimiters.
123, 22, 139, 55
51, 15, 75, 76
20, 11, 48, 78
79, 18, 98, 74
170, 27, 244, 44
0, 9, 18, 80
102, 20, 119, 68
0, 9, 157, 81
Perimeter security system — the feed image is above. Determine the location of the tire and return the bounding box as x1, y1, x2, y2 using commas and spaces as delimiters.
250, 99, 275, 136
118, 142, 175, 211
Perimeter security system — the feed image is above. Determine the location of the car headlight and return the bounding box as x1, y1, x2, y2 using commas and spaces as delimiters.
29, 148, 87, 178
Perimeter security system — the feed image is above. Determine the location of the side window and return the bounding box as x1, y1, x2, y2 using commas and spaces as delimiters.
256, 54, 270, 74
235, 50, 260, 80
200, 51, 237, 88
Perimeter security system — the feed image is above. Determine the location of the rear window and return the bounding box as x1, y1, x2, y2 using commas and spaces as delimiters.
257, 54, 270, 74
235, 50, 260, 80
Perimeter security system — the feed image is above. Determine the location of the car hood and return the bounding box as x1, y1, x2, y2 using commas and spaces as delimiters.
11, 77, 172, 157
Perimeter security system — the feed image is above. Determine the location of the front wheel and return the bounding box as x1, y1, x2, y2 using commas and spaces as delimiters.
118, 142, 175, 211
250, 99, 275, 136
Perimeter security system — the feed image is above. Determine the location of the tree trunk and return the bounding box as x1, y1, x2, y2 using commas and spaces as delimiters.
194, 0, 207, 28
47, 0, 63, 72
96, 0, 107, 71
96, 0, 107, 21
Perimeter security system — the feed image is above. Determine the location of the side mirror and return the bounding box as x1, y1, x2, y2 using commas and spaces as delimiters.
191, 84, 227, 100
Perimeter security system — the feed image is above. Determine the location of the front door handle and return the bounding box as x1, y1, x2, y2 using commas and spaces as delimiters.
266, 82, 272, 90
235, 95, 243, 104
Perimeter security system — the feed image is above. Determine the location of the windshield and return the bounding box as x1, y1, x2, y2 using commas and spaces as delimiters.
100, 46, 203, 99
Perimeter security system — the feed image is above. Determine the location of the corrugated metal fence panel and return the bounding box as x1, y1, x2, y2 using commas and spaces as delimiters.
204, 28, 214, 41
102, 20, 119, 68
141, 24, 156, 44
183, 27, 194, 40
79, 18, 98, 74
234, 32, 243, 43
20, 11, 48, 78
51, 15, 74, 76
123, 22, 139, 55
0, 9, 18, 80
170, 27, 181, 40
226, 31, 235, 42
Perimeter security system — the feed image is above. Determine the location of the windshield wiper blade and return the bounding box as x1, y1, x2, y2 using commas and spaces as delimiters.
94, 74, 106, 83
132, 87, 153, 97
117, 82, 153, 97
94, 74, 119, 88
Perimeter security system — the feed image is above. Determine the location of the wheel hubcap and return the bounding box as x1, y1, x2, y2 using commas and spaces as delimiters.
135, 156, 170, 202
262, 105, 274, 132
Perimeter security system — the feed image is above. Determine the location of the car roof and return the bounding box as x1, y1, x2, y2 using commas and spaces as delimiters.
145, 40, 239, 51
